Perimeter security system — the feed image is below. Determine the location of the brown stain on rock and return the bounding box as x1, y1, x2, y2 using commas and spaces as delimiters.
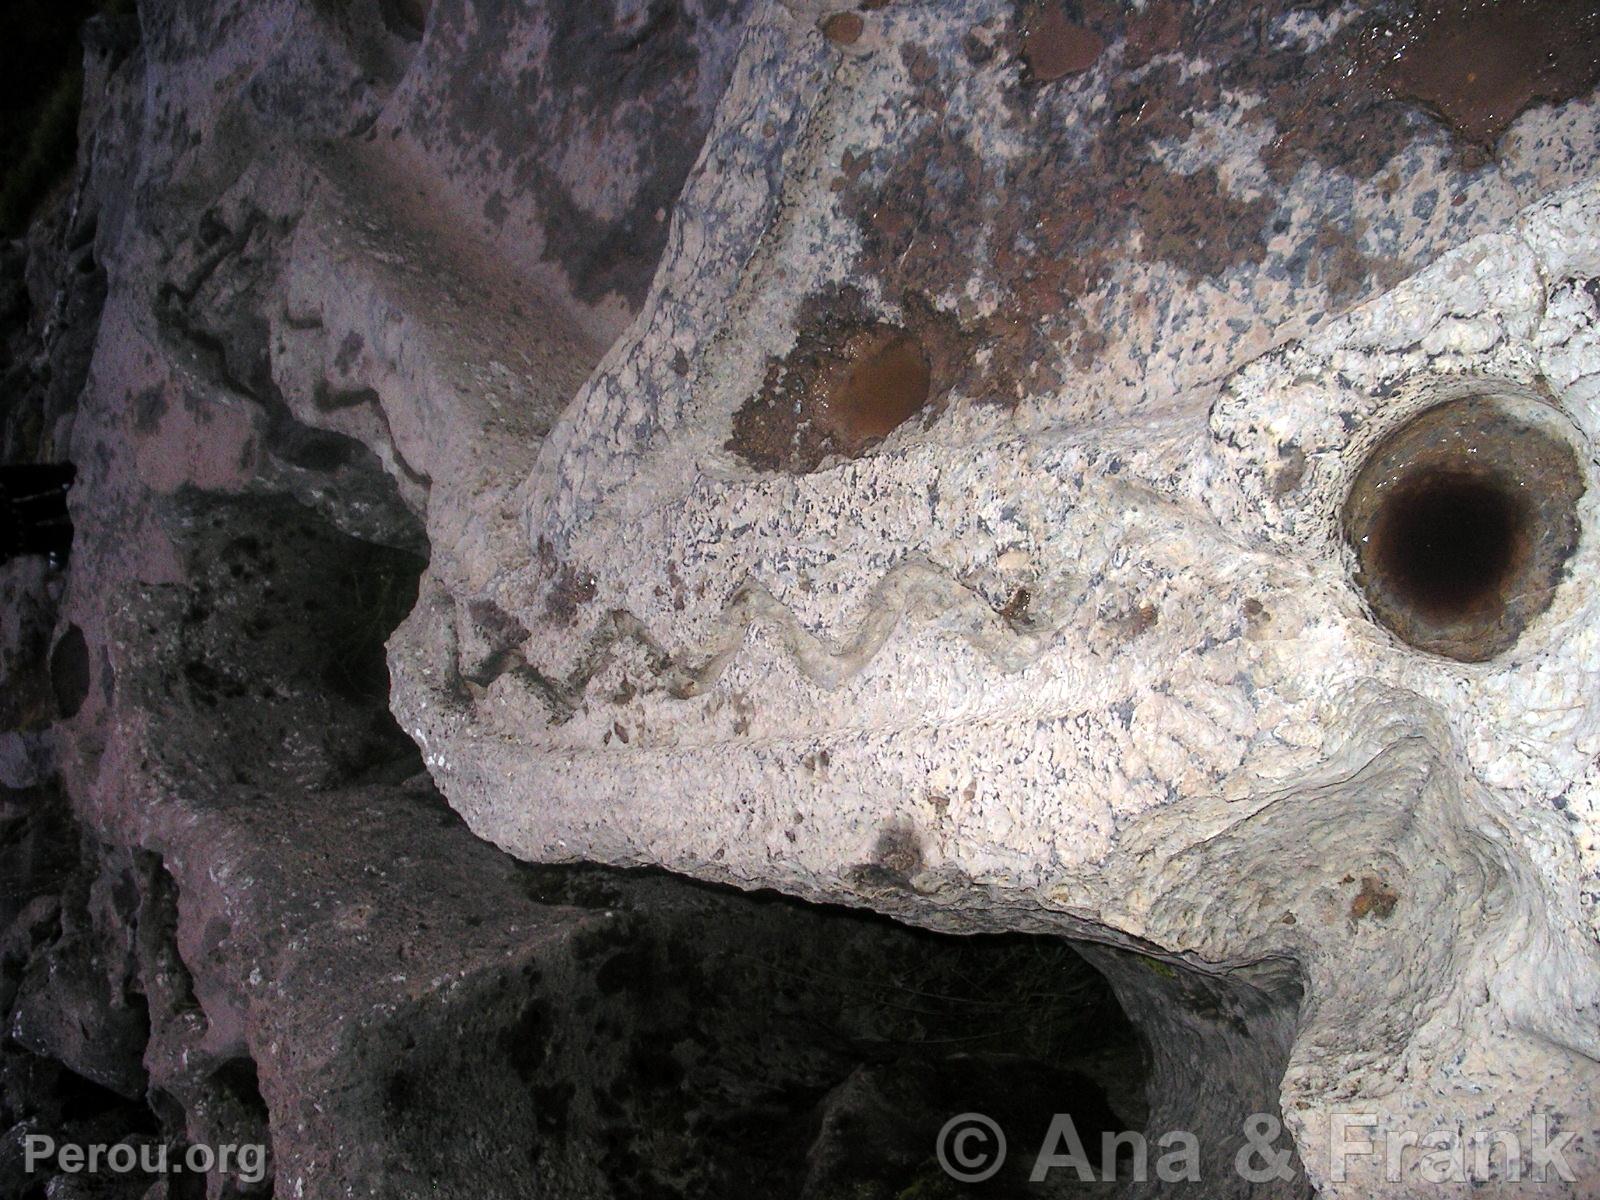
997, 586, 1033, 627
1270, 444, 1307, 498
1258, 0, 1600, 179
837, 0, 1600, 411
821, 11, 865, 45
1022, 3, 1105, 81
537, 537, 598, 625
872, 822, 924, 877
848, 820, 925, 891
838, 8, 1285, 404
1105, 601, 1159, 641
843, 330, 931, 431
1374, 0, 1600, 149
728, 289, 942, 474
1123, 0, 1185, 68
1307, 220, 1407, 309
467, 597, 530, 652
1132, 165, 1274, 280
1350, 876, 1399, 922
900, 41, 940, 85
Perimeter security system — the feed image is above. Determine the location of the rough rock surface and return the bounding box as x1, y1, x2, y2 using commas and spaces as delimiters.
6, 1, 1163, 1198
386, 1, 1600, 1196
4, 0, 1600, 1198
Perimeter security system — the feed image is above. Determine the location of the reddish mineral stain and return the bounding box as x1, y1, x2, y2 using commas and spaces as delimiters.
1124, 0, 1185, 67
821, 12, 865, 45
1022, 4, 1105, 81
727, 321, 932, 473
1376, 0, 1600, 148
1350, 877, 1400, 922
825, 328, 930, 443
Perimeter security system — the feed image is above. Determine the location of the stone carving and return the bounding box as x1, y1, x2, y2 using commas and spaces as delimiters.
5, 0, 1599, 1195
383, 3, 1600, 1195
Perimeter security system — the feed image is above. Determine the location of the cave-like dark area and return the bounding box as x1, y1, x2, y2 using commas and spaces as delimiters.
1368, 470, 1527, 622
0, 0, 135, 236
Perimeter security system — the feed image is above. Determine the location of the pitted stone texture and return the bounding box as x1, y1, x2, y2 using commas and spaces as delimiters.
11, 0, 1600, 1194
389, 3, 1600, 1195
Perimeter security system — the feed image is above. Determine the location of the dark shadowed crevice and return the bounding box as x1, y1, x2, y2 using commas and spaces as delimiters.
134, 851, 203, 1023
158, 488, 428, 788
1080, 947, 1313, 1196
48, 624, 90, 719
377, 0, 430, 42
0, 780, 78, 930
336, 858, 1320, 1196
356, 862, 1163, 1197
319, 545, 426, 706
200, 1055, 275, 1196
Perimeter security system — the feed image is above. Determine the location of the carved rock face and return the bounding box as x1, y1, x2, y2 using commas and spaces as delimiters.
18, 0, 1599, 1190
231, 0, 1600, 1193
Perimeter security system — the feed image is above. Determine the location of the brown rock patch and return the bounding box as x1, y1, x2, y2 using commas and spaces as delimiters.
1374, 0, 1600, 149
821, 12, 864, 46
537, 537, 599, 625
837, 0, 1600, 414
1124, 0, 1185, 68
1132, 165, 1274, 280
729, 327, 929, 472
1021, 3, 1105, 81
728, 289, 958, 473
1350, 876, 1399, 922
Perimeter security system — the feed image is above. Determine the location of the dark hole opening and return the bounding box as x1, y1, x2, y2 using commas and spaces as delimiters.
378, 0, 430, 41
49, 622, 90, 719
1369, 470, 1527, 622
1342, 395, 1585, 661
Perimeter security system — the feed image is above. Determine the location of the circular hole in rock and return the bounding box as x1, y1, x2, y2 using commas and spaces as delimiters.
1370, 472, 1523, 620
1342, 395, 1585, 661
50, 623, 91, 719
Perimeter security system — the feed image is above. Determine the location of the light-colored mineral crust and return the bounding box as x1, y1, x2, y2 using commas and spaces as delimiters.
382, 2, 1600, 1195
